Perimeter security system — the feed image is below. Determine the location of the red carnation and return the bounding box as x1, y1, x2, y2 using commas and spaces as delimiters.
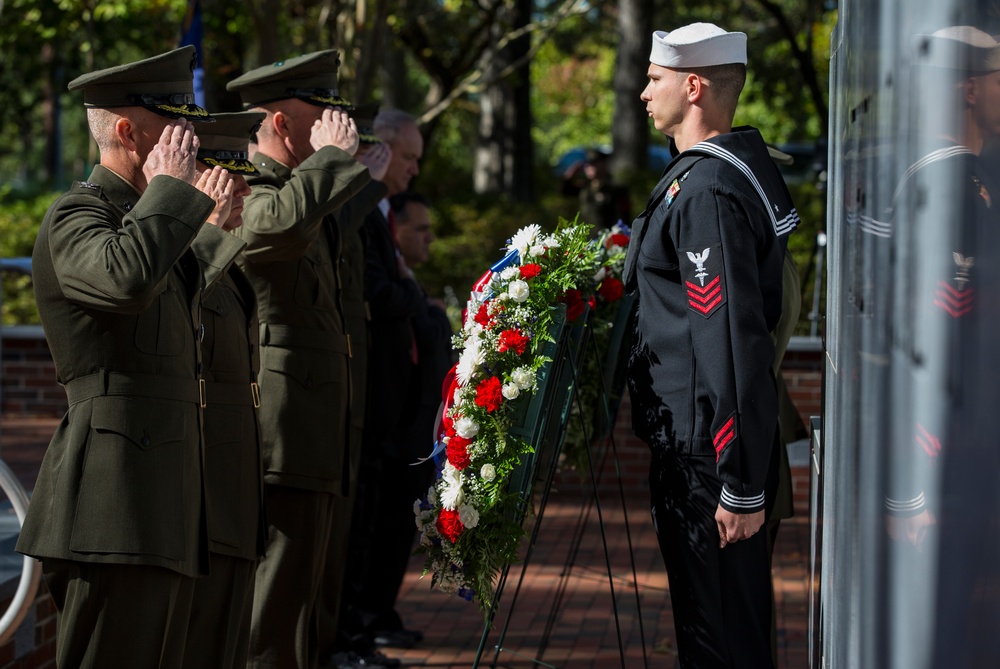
562, 289, 586, 322
519, 263, 542, 280
598, 277, 624, 302
498, 328, 531, 355
474, 376, 504, 412
446, 435, 472, 470
436, 508, 465, 543
606, 233, 630, 249
473, 302, 493, 327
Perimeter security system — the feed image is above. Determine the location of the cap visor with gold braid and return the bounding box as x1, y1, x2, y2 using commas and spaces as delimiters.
68, 46, 213, 122
196, 111, 266, 175
226, 49, 352, 109
350, 102, 382, 144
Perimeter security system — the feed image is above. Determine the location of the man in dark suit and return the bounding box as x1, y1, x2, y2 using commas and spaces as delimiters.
226, 51, 371, 669
623, 23, 796, 668
336, 110, 428, 660
15, 47, 244, 668
358, 192, 451, 646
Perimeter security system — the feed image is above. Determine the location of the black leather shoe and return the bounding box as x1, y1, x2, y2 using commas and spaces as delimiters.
372, 628, 423, 649
326, 651, 387, 669
364, 650, 401, 668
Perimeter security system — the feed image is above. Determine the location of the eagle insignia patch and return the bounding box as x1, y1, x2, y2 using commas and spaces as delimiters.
682, 243, 725, 318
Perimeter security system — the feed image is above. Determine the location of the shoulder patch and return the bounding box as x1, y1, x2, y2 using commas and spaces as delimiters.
681, 243, 726, 318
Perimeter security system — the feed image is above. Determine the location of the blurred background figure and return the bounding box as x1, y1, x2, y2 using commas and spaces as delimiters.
561, 148, 631, 229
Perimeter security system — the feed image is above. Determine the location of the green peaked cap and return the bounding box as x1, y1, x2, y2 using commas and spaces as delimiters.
196, 111, 266, 175
68, 46, 212, 122
227, 50, 352, 109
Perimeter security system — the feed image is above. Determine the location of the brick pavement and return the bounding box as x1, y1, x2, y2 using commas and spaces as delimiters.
0, 415, 810, 668
387, 449, 812, 668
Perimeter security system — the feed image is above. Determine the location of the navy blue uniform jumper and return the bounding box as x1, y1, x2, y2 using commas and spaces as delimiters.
625, 126, 796, 668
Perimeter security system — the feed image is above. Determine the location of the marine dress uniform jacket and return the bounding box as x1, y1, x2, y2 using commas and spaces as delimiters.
16, 167, 232, 578
235, 147, 370, 494
191, 233, 266, 561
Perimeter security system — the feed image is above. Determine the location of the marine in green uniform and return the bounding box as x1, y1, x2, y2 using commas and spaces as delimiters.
15, 47, 246, 668
226, 50, 371, 669
183, 111, 269, 669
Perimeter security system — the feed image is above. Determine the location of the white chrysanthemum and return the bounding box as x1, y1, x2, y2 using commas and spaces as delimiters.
440, 463, 464, 510
455, 416, 480, 439
480, 463, 497, 482
509, 224, 542, 259
512, 366, 536, 390
456, 345, 485, 387
464, 303, 481, 330
594, 266, 607, 283
502, 382, 520, 400
500, 266, 519, 281
413, 499, 423, 516
427, 485, 438, 506
542, 235, 560, 248
529, 244, 546, 257
608, 243, 626, 255
508, 280, 529, 303
458, 503, 480, 529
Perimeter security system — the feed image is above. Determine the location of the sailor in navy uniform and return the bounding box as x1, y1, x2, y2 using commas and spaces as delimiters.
623, 24, 797, 668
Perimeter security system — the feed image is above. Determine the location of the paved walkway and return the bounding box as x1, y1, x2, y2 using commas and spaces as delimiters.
0, 415, 810, 668
389, 469, 810, 668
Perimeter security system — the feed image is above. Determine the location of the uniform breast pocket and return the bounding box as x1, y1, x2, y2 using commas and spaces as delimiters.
134, 285, 187, 356
638, 210, 681, 276
203, 285, 245, 373
294, 247, 333, 310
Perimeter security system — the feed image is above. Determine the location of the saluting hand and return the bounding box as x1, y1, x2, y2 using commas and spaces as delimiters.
195, 166, 235, 228
715, 506, 765, 549
357, 142, 392, 181
310, 108, 360, 156
143, 120, 200, 186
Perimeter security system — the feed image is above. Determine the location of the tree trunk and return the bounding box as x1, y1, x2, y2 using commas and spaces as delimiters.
474, 60, 507, 194
354, 0, 391, 103
380, 43, 416, 112
610, 0, 654, 181
509, 0, 534, 202
249, 0, 282, 66
474, 0, 535, 199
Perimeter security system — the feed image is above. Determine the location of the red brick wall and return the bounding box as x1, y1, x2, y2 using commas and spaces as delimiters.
1, 330, 63, 416
0, 587, 56, 669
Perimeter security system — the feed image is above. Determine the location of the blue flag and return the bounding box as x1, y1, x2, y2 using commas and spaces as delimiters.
180, 0, 205, 107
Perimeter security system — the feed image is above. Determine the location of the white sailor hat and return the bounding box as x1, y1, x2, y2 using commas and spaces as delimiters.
650, 23, 747, 68
918, 26, 1000, 74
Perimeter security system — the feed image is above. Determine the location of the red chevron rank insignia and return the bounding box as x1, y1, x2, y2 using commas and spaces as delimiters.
933, 280, 973, 318
714, 413, 737, 462
915, 423, 942, 458
682, 244, 726, 318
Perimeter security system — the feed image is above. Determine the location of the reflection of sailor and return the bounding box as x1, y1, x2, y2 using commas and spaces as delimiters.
882, 25, 1000, 667
623, 23, 796, 668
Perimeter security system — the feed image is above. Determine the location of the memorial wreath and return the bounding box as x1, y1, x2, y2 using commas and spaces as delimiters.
414, 219, 632, 609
